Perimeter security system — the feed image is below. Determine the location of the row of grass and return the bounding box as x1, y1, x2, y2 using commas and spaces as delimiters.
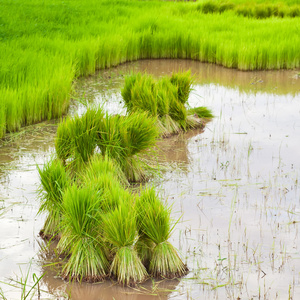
197, 0, 300, 18
1, 0, 299, 138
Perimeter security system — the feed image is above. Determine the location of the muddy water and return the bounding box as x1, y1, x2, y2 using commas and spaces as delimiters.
0, 59, 299, 299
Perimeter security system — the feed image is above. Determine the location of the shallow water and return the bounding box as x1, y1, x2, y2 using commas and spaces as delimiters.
0, 60, 299, 299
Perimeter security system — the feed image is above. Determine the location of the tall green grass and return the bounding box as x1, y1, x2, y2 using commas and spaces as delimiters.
37, 158, 71, 238
102, 199, 148, 285
58, 185, 109, 282
136, 187, 188, 278
121, 71, 212, 136
96, 112, 159, 182
0, 0, 299, 138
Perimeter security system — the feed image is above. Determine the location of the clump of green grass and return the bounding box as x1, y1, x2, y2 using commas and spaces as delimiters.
96, 112, 159, 182
55, 107, 104, 168
37, 158, 70, 239
58, 185, 109, 282
79, 154, 128, 187
121, 71, 212, 137
136, 187, 188, 278
102, 199, 148, 286
188, 106, 214, 119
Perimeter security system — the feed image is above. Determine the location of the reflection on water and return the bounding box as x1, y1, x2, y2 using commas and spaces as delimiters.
0, 59, 299, 299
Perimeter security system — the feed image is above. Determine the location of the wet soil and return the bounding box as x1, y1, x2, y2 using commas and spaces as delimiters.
0, 59, 299, 299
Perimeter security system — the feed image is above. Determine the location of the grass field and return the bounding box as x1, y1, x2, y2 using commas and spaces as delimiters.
0, 0, 299, 138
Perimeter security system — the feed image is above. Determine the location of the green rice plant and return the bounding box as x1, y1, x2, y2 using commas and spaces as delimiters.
120, 72, 141, 112
58, 185, 108, 282
1, 0, 300, 140
96, 112, 159, 182
37, 158, 70, 238
219, 2, 235, 13
288, 5, 300, 17
234, 4, 254, 17
71, 108, 104, 164
81, 170, 126, 213
55, 117, 74, 164
55, 107, 104, 167
136, 187, 188, 278
79, 154, 128, 187
168, 97, 188, 130
121, 72, 197, 136
122, 73, 157, 117
199, 1, 219, 14
135, 236, 156, 269
102, 199, 147, 286
188, 106, 214, 119
0, 100, 5, 139
170, 70, 193, 105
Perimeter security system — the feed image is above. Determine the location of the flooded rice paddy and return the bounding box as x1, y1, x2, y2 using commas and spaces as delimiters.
0, 59, 299, 299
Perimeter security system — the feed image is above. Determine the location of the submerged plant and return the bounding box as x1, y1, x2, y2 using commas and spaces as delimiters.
102, 198, 147, 286
59, 185, 108, 282
137, 187, 188, 278
37, 158, 70, 238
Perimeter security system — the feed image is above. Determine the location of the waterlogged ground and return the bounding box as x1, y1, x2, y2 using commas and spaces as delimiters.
0, 60, 299, 299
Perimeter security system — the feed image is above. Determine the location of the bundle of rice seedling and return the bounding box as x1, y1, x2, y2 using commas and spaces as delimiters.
58, 185, 108, 282
170, 71, 193, 105
102, 197, 147, 286
81, 171, 126, 213
55, 117, 74, 164
55, 107, 104, 167
37, 158, 70, 239
121, 72, 140, 112
96, 112, 159, 182
121, 73, 157, 117
136, 187, 188, 278
79, 154, 128, 187
71, 107, 104, 164
121, 71, 199, 136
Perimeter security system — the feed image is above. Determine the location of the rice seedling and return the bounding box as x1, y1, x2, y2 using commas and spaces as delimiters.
78, 154, 128, 187
58, 185, 109, 282
136, 187, 188, 278
81, 169, 126, 213
37, 158, 70, 239
55, 107, 104, 168
102, 198, 148, 286
96, 111, 159, 182
121, 71, 208, 136
187, 106, 214, 119
170, 70, 193, 105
